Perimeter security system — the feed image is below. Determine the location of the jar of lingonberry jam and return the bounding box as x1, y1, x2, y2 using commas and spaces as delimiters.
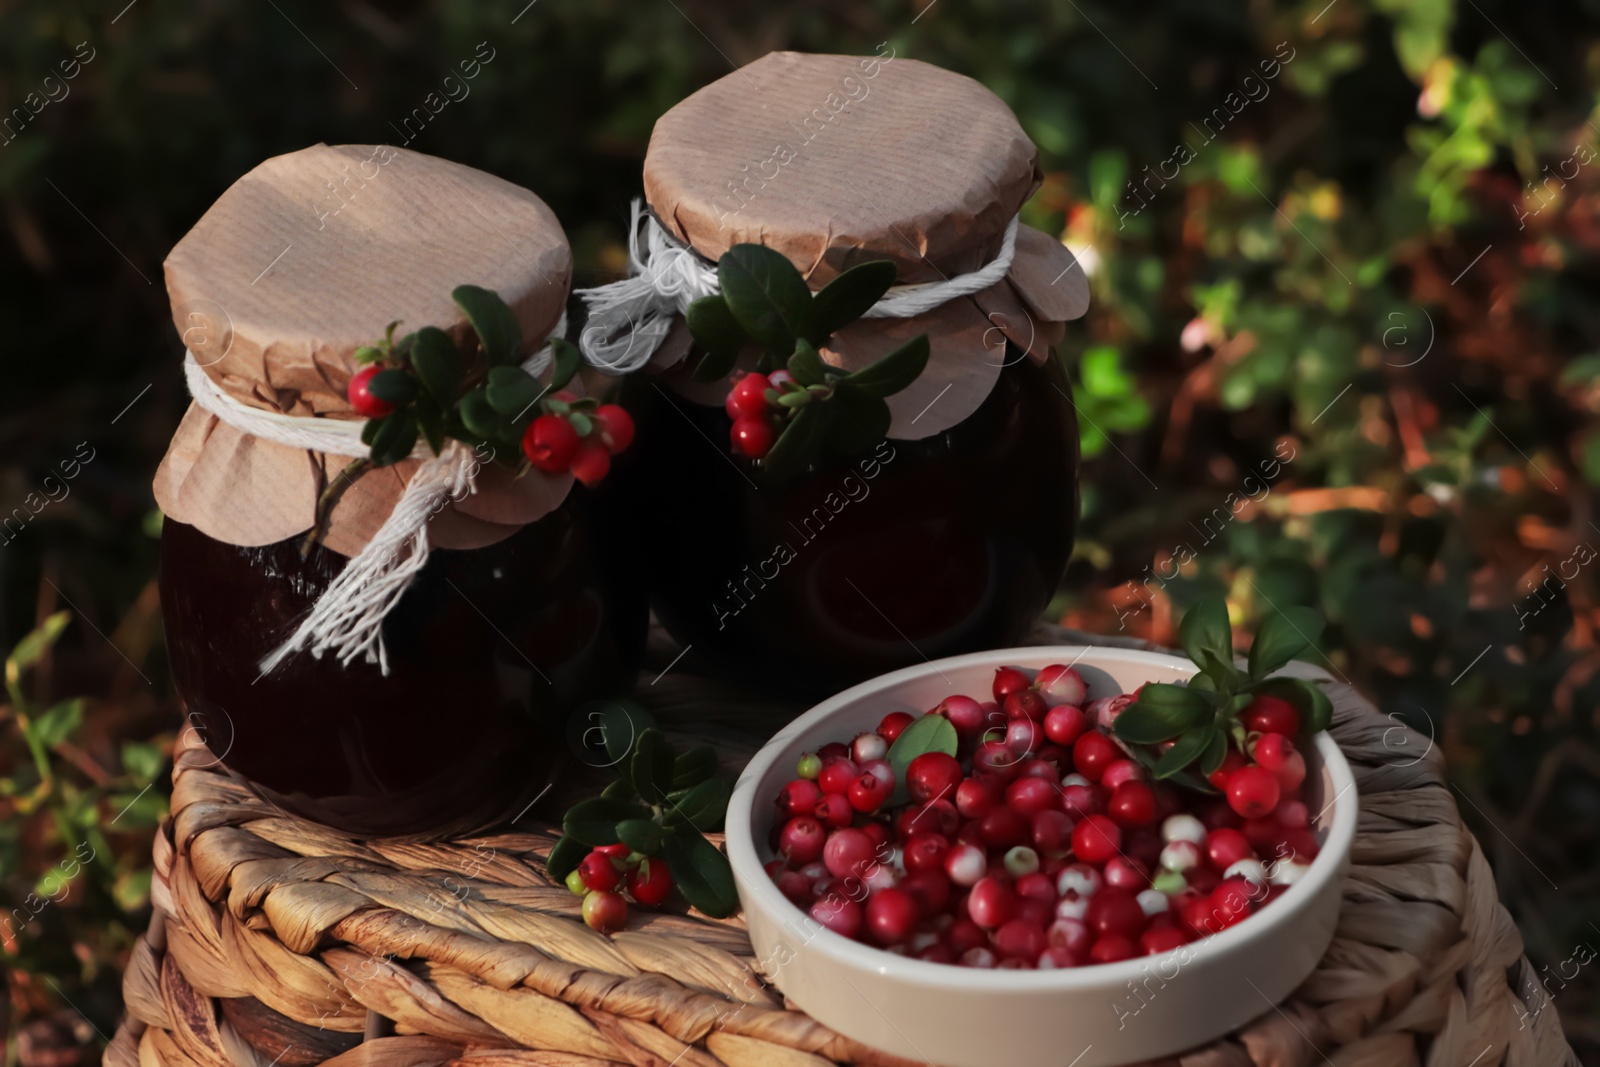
154, 144, 645, 838
579, 52, 1088, 697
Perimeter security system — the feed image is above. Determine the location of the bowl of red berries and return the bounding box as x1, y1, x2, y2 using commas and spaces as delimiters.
724, 600, 1357, 1067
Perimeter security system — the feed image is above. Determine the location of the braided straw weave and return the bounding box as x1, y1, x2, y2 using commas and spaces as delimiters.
106, 632, 1580, 1067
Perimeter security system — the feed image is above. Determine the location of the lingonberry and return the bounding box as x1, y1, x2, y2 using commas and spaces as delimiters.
578, 851, 621, 893
724, 373, 772, 420
864, 887, 920, 946
1107, 780, 1157, 827
813, 792, 852, 829
778, 816, 826, 864
347, 365, 396, 418
1004, 776, 1057, 817
978, 806, 1029, 850
730, 415, 776, 458
901, 869, 951, 916
1136, 889, 1169, 916
1277, 799, 1309, 829
1086, 887, 1147, 939
795, 752, 822, 779
1159, 839, 1202, 873
960, 946, 998, 968
1124, 828, 1163, 870
944, 842, 987, 887
774, 869, 812, 905
1100, 759, 1143, 791
776, 779, 821, 818
1004, 688, 1048, 722
1141, 925, 1189, 955
859, 820, 890, 850
810, 895, 862, 938
993, 666, 1031, 703
1281, 828, 1320, 863
967, 876, 1017, 929
1253, 732, 1294, 771
994, 918, 1047, 961
1210, 878, 1255, 928
906, 751, 963, 804
1273, 750, 1307, 793
564, 869, 587, 896
1034, 664, 1088, 707
1206, 827, 1253, 871
851, 732, 888, 764
933, 695, 985, 740
1072, 814, 1123, 865
582, 890, 628, 933
847, 771, 891, 813
1003, 846, 1041, 878
955, 777, 1000, 819
1031, 809, 1075, 854
877, 711, 915, 743
861, 759, 894, 787
898, 798, 959, 839
824, 828, 876, 879
1061, 783, 1105, 820
1242, 695, 1301, 737
569, 442, 611, 487
1071, 731, 1121, 783
1015, 871, 1056, 905
1223, 859, 1268, 885
816, 757, 858, 796
1089, 935, 1137, 963
817, 742, 849, 761
1103, 856, 1149, 891
523, 413, 579, 472
592, 404, 635, 453
1198, 797, 1242, 831
1206, 749, 1247, 790
1042, 703, 1087, 746
903, 832, 951, 874
1005, 718, 1041, 756
1226, 766, 1281, 819
1037, 945, 1083, 969
627, 859, 673, 906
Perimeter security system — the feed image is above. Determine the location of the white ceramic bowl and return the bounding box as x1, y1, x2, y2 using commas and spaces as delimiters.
725, 646, 1357, 1067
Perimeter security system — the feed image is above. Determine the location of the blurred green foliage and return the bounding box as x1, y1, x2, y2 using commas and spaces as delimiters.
1, 0, 1599, 1061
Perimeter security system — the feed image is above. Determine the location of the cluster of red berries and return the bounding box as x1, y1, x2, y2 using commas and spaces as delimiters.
521, 393, 634, 487
723, 370, 793, 459
762, 668, 1320, 969
565, 843, 675, 933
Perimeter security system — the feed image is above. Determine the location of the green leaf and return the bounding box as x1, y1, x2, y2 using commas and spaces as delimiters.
601, 779, 635, 800
8, 611, 71, 677
717, 244, 813, 354
365, 368, 418, 406
548, 338, 582, 391
1199, 728, 1229, 776
788, 339, 829, 387
367, 410, 419, 467
629, 728, 674, 805
453, 284, 522, 365
1180, 598, 1234, 681
458, 387, 499, 439
1154, 723, 1217, 779
1112, 697, 1206, 745
29, 698, 84, 747
672, 746, 720, 790
616, 818, 666, 855
546, 834, 587, 881
121, 741, 165, 784
1248, 606, 1326, 680
885, 714, 958, 806
415, 402, 446, 456
759, 403, 825, 482
662, 830, 738, 918
568, 412, 594, 438
685, 295, 749, 366
692, 346, 740, 384
824, 384, 890, 460
411, 327, 463, 404
486, 365, 543, 416
662, 776, 733, 833
838, 334, 929, 399
562, 797, 651, 846
808, 260, 898, 340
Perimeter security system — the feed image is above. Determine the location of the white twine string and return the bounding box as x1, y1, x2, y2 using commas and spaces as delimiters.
575, 199, 1020, 374
181, 318, 563, 677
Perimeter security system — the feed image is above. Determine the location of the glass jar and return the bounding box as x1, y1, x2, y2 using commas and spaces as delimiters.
160, 480, 645, 839
636, 348, 1077, 698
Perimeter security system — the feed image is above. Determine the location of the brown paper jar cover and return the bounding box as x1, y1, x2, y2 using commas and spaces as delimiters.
640, 50, 1089, 438
153, 143, 574, 555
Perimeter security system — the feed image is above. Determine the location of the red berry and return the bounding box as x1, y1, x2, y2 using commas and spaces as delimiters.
944, 842, 987, 887
1207, 749, 1247, 790
813, 792, 852, 829
1242, 816, 1284, 848
594, 843, 631, 859
897, 798, 959, 839
1100, 759, 1142, 791
847, 772, 892, 813
817, 757, 858, 796
724, 373, 772, 420
347, 365, 396, 418
626, 859, 672, 906
778, 816, 826, 864
731, 416, 776, 458
592, 404, 635, 453
810, 895, 862, 938
1206, 828, 1254, 871
569, 442, 611, 486
774, 869, 812, 905
1089, 935, 1137, 963
864, 887, 919, 946
1102, 856, 1148, 891
955, 777, 1000, 819
994, 919, 1047, 960
1086, 887, 1147, 939
776, 779, 822, 818
877, 711, 915, 743
1061, 783, 1105, 820
1242, 695, 1300, 737
1141, 925, 1189, 955
906, 751, 962, 804
934, 695, 986, 740
859, 820, 890, 850
1072, 814, 1122, 865
582, 889, 628, 933
901, 869, 951, 916
945, 916, 988, 955
823, 827, 876, 878
1015, 871, 1057, 905
979, 806, 1029, 850
817, 742, 849, 762
1034, 664, 1088, 706
974, 739, 1021, 778
903, 832, 951, 874
967, 876, 1017, 929
1004, 689, 1048, 722
578, 851, 620, 892
1004, 776, 1057, 817
993, 666, 1031, 702
1031, 809, 1075, 854
1043, 704, 1087, 746
1273, 750, 1308, 794
1254, 733, 1294, 771
1071, 732, 1120, 783
1281, 828, 1321, 863
1107, 781, 1157, 828
1210, 877, 1256, 927
523, 413, 580, 472
1226, 766, 1281, 819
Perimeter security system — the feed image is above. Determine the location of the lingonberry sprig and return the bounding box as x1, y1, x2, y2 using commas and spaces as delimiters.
1109, 597, 1333, 793
685, 247, 930, 481
346, 284, 634, 484
546, 700, 738, 921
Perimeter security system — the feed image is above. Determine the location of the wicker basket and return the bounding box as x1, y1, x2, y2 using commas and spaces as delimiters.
106, 630, 1581, 1067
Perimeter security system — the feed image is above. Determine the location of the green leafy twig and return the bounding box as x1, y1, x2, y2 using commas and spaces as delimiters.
1111, 596, 1334, 791
549, 701, 738, 918
686, 246, 930, 481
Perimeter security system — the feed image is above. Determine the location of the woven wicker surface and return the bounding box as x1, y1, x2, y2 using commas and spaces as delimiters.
105, 629, 1581, 1067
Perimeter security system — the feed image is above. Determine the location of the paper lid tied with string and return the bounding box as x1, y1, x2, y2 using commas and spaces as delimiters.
577, 50, 1089, 439
154, 143, 574, 672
